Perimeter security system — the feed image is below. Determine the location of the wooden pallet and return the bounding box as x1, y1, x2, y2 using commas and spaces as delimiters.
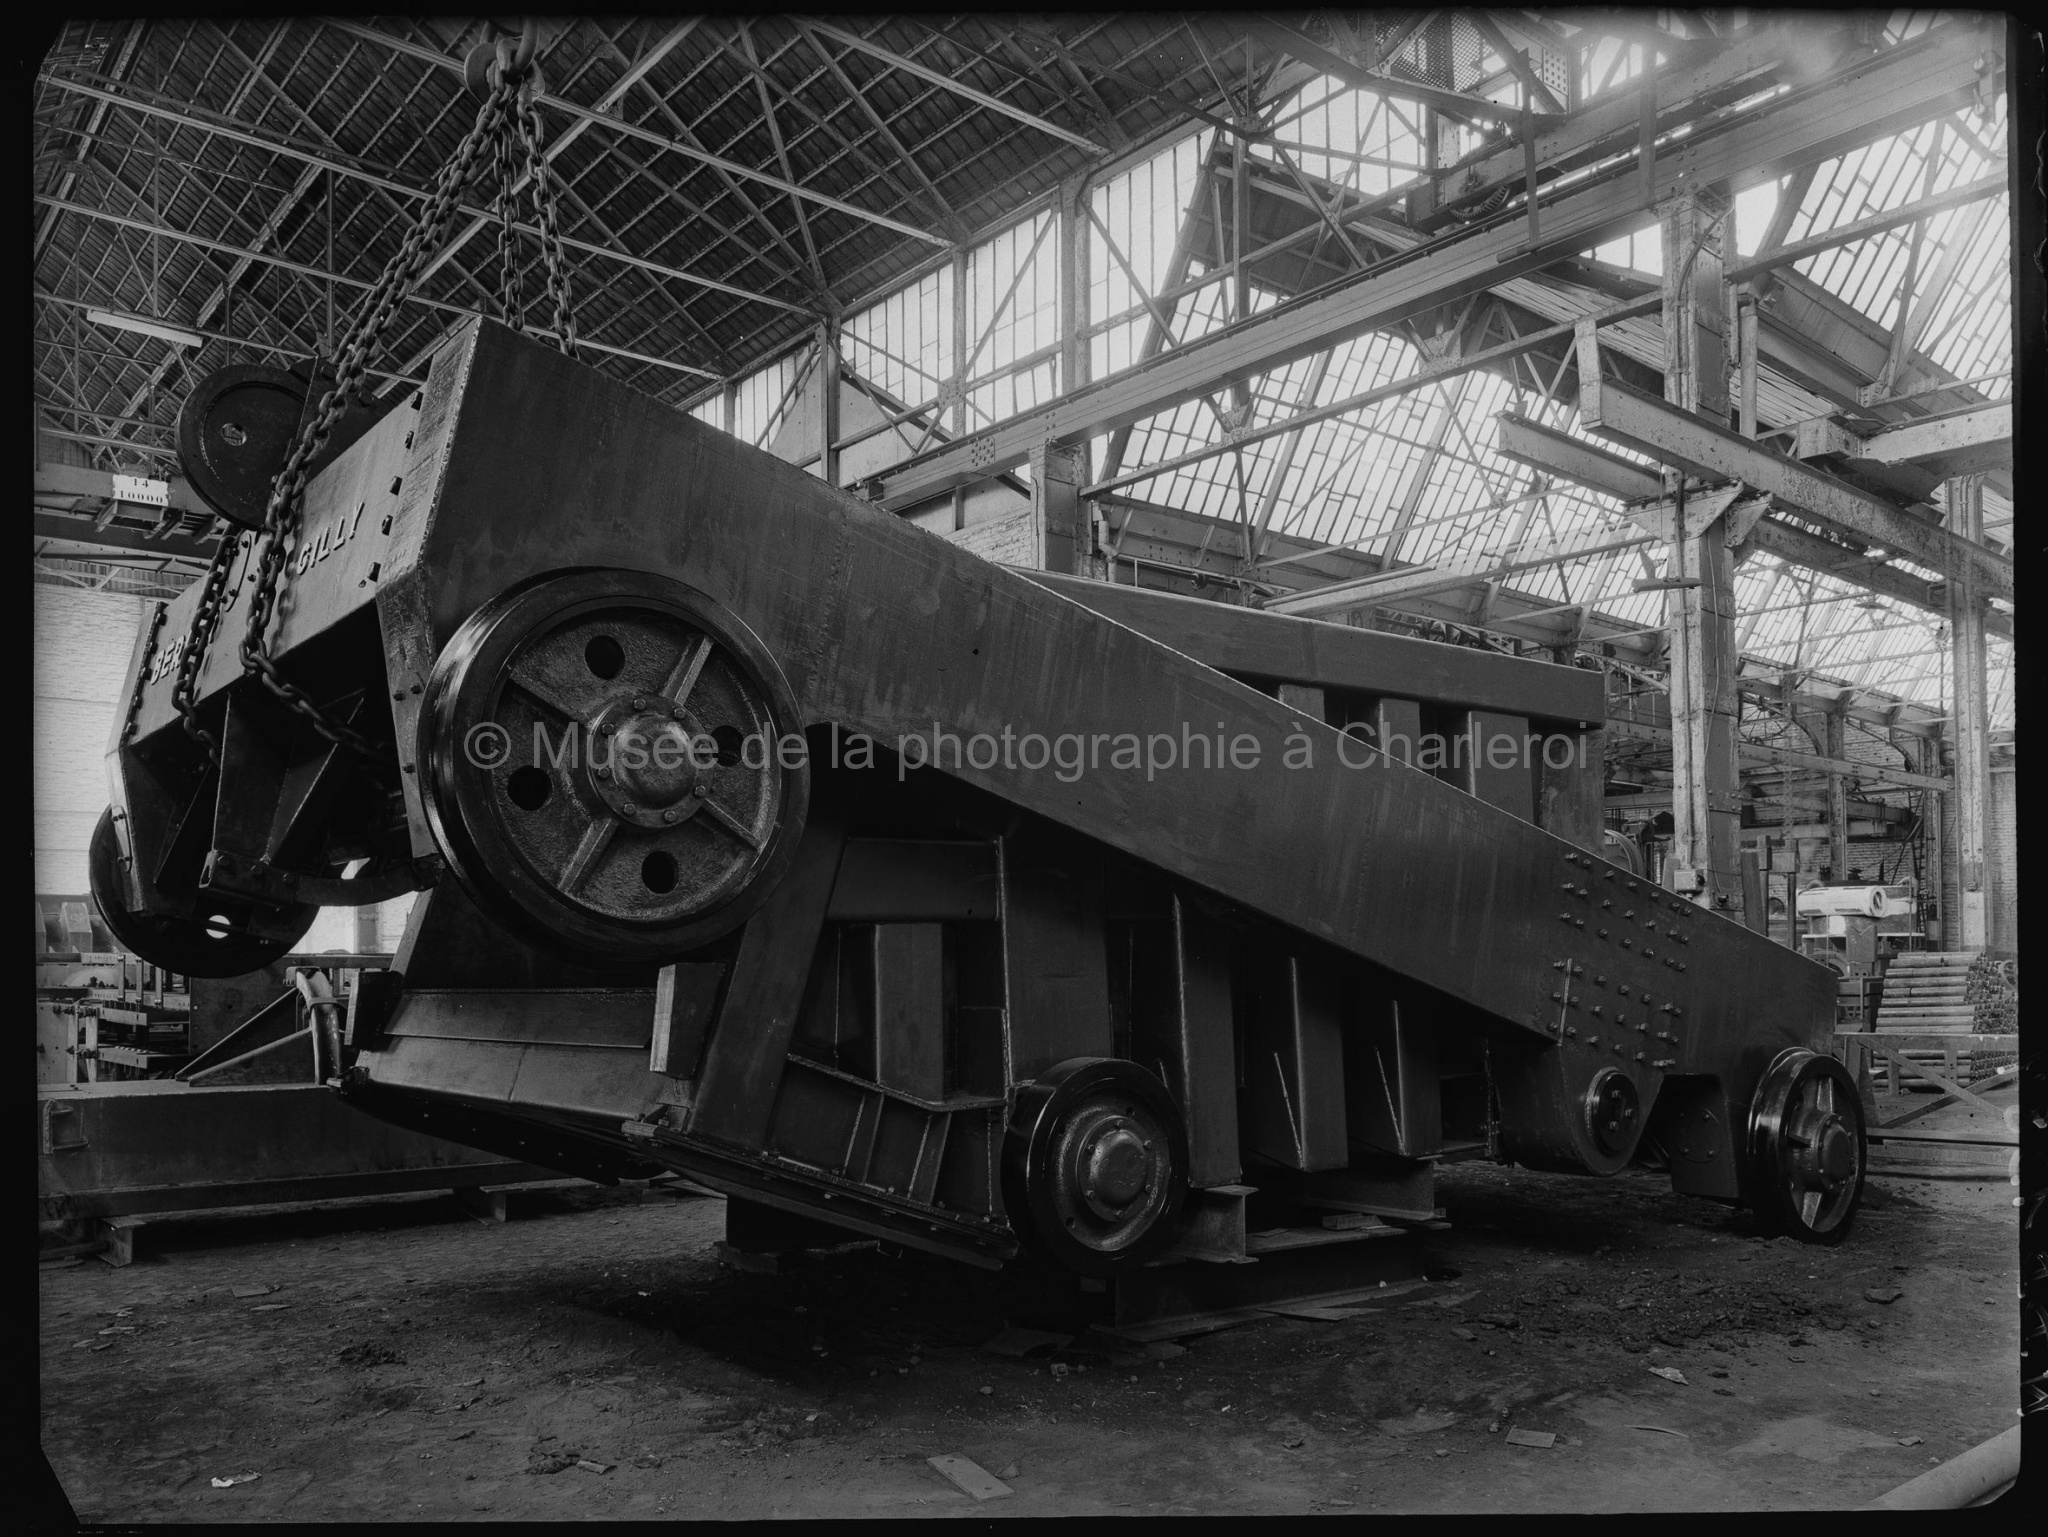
1833, 1031, 2018, 1124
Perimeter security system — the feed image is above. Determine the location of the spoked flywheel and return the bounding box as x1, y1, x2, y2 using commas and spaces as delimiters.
1003, 1058, 1189, 1276
88, 807, 318, 977
418, 570, 809, 964
1745, 1048, 1866, 1244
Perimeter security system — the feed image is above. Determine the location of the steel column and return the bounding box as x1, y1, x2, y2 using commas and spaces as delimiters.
1945, 474, 1991, 950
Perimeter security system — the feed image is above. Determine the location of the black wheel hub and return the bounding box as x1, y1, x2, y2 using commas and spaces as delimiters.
1586, 1067, 1642, 1157
1004, 1058, 1188, 1276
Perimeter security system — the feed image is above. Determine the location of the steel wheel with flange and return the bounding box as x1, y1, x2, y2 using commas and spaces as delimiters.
1745, 1047, 1866, 1243
88, 807, 317, 977
1003, 1057, 1189, 1276
418, 569, 809, 964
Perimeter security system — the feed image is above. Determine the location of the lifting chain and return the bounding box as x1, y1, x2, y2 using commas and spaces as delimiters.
122, 600, 169, 745
169, 537, 241, 762
160, 25, 578, 766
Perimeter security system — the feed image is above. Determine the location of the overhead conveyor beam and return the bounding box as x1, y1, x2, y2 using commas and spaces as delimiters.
1497, 409, 2015, 636
34, 512, 216, 563
1574, 346, 2014, 604
1853, 403, 2013, 476
1740, 519, 2013, 640
866, 18, 2000, 511
1607, 719, 1954, 794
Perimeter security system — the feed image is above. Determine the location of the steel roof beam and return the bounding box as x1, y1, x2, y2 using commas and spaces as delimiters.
35, 196, 720, 379
37, 288, 424, 383
1250, 18, 1548, 124
807, 21, 1107, 156
1721, 170, 2008, 287
866, 19, 1996, 511
1082, 295, 1657, 496
1740, 517, 2012, 640
787, 22, 964, 239
324, 17, 948, 246
34, 20, 146, 264
1496, 411, 2012, 637
1854, 402, 2012, 475
39, 70, 810, 317
1575, 354, 2012, 601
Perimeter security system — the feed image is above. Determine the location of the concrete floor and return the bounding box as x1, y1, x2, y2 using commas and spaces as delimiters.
40, 1093, 2017, 1518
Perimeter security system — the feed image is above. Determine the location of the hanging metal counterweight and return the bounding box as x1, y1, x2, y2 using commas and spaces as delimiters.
100, 319, 1858, 1273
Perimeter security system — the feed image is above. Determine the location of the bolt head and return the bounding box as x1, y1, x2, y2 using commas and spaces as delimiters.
662, 809, 678, 824
693, 784, 710, 798
621, 803, 637, 816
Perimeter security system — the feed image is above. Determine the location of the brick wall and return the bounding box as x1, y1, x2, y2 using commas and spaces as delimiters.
34, 584, 148, 895
945, 505, 1038, 566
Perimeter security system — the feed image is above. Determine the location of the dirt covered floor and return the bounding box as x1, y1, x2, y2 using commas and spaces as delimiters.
40, 1094, 2017, 1519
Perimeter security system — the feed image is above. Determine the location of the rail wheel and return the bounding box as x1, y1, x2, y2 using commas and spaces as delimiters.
1746, 1048, 1865, 1244
88, 807, 316, 977
418, 570, 809, 964
1003, 1058, 1189, 1276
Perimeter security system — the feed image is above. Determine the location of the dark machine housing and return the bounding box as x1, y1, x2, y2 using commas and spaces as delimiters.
97, 320, 1866, 1274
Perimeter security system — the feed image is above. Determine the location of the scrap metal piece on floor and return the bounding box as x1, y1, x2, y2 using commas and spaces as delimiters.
927, 1454, 1013, 1502
1100, 1229, 1429, 1343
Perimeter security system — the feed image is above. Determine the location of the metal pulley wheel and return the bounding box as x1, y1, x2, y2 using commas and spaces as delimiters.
88, 808, 317, 977
176, 364, 309, 530
1745, 1048, 1866, 1243
418, 570, 809, 964
1003, 1058, 1189, 1276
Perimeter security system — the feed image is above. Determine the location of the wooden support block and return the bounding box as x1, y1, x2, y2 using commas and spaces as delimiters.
96, 1216, 142, 1267
1875, 1049, 2001, 1114
450, 1186, 507, 1225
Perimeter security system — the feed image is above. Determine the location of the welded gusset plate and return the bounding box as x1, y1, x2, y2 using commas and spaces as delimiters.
419, 570, 809, 963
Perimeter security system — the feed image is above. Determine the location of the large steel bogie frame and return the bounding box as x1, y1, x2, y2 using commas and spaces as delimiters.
100, 319, 1848, 1271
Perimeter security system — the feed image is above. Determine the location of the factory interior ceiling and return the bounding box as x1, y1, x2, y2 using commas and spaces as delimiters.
32, 10, 2016, 783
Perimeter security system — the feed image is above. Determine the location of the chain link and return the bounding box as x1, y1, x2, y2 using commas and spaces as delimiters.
494, 117, 524, 329
516, 86, 578, 359
162, 47, 578, 768
169, 537, 241, 763
123, 600, 169, 746
239, 73, 526, 757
